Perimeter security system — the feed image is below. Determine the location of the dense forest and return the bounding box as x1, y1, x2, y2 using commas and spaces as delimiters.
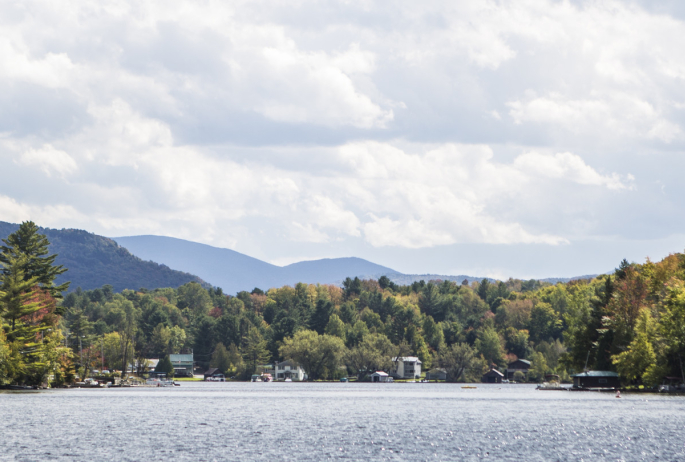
2, 221, 685, 387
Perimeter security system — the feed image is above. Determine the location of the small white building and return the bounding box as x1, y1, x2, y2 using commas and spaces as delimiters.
275, 360, 307, 381
370, 371, 393, 382
391, 356, 422, 379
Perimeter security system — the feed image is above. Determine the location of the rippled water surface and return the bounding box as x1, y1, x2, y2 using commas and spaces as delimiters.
1, 382, 684, 461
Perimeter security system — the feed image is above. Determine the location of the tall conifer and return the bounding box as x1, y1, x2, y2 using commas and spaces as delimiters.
0, 221, 69, 298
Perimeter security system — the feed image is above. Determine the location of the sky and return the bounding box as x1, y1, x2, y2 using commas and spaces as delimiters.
1, 0, 685, 279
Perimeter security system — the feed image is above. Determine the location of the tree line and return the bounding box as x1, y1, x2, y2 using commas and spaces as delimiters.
2, 221, 685, 387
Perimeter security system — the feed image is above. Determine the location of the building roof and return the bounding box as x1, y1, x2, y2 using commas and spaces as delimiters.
371, 371, 389, 376
508, 359, 531, 366
572, 370, 619, 378
483, 369, 504, 377
392, 356, 422, 364
204, 368, 220, 376
276, 360, 299, 368
169, 354, 193, 362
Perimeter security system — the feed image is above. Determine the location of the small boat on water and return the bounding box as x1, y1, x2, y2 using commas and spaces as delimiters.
146, 372, 175, 387
536, 381, 569, 391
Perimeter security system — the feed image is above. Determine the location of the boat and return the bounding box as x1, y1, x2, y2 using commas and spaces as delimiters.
461, 386, 477, 389
251, 374, 263, 382
146, 372, 175, 387
262, 373, 273, 382
536, 382, 569, 391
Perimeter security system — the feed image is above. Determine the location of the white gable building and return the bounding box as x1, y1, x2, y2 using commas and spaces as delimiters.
391, 356, 422, 379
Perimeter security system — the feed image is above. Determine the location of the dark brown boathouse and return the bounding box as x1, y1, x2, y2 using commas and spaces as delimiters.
572, 371, 620, 389
482, 369, 504, 383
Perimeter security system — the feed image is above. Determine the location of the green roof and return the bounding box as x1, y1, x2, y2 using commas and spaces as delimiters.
572, 370, 619, 378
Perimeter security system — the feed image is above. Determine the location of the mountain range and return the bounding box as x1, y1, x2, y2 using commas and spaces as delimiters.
111, 235, 403, 294
0, 221, 599, 294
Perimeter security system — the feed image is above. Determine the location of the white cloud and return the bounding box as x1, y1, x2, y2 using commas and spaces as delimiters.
18, 144, 78, 177
513, 152, 633, 190
0, 0, 683, 275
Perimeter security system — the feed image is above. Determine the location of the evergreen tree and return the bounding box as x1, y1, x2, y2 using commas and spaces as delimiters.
210, 342, 232, 374
0, 221, 69, 298
242, 326, 269, 375
156, 355, 175, 377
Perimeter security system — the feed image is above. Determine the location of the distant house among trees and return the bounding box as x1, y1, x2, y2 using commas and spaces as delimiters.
482, 369, 504, 383
204, 368, 225, 381
391, 356, 422, 379
572, 371, 620, 389
170, 354, 194, 377
275, 360, 306, 381
370, 371, 393, 382
425, 368, 447, 381
506, 359, 531, 381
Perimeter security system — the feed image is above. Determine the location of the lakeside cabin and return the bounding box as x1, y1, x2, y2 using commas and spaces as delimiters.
370, 371, 393, 382
572, 371, 620, 389
274, 360, 306, 381
169, 354, 194, 377
204, 368, 225, 381
391, 356, 422, 379
482, 369, 504, 383
506, 359, 531, 381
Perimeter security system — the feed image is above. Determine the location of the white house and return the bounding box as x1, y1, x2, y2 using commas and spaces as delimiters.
274, 360, 307, 381
391, 356, 422, 379
370, 371, 393, 382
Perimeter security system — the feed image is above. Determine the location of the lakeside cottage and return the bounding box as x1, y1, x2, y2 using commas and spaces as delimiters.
170, 354, 194, 377
391, 356, 422, 379
482, 369, 504, 383
425, 368, 447, 381
572, 371, 620, 389
274, 360, 306, 381
370, 371, 393, 382
204, 368, 225, 381
506, 359, 531, 381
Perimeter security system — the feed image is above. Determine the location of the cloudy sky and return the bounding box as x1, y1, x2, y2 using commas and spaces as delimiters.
2, 0, 685, 279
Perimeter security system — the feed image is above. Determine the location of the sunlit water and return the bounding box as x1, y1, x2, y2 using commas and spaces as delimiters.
1, 382, 684, 461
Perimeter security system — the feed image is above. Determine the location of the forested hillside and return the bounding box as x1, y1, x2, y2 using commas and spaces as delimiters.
0, 222, 207, 292
55, 250, 685, 385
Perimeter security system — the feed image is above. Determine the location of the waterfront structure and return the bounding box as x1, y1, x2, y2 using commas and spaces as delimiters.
204, 368, 225, 381
482, 369, 504, 383
425, 368, 447, 381
274, 360, 306, 381
572, 371, 620, 389
370, 371, 393, 382
506, 359, 531, 381
391, 356, 422, 379
169, 354, 194, 377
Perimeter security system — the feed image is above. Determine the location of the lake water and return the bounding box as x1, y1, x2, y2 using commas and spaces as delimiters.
1, 383, 684, 461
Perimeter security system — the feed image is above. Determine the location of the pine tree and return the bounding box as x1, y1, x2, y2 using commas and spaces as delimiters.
0, 221, 69, 298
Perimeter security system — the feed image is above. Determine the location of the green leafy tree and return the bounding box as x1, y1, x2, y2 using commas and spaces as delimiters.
475, 327, 506, 368
280, 330, 346, 380
345, 333, 394, 379
528, 302, 563, 343
439, 343, 480, 382
324, 313, 346, 342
